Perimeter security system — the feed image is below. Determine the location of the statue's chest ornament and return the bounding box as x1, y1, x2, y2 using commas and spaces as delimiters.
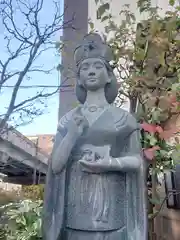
86, 105, 103, 112
81, 105, 109, 126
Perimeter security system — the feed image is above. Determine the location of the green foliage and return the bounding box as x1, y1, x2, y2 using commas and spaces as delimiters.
0, 187, 43, 239
0, 200, 43, 240
172, 143, 180, 165
93, 0, 180, 168
137, 0, 151, 13
0, 188, 21, 239
169, 0, 175, 6
21, 185, 44, 201
93, 0, 180, 233
96, 3, 110, 19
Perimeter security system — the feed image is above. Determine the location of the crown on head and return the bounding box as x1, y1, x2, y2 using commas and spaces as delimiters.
74, 33, 113, 66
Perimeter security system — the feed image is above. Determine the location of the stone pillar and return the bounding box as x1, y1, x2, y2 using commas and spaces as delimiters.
58, 0, 88, 119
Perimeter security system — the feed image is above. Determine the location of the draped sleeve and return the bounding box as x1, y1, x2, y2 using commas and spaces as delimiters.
112, 109, 148, 239
100, 110, 142, 172
42, 109, 75, 240
121, 115, 148, 240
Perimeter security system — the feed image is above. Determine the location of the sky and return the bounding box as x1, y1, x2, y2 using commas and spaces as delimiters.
0, 0, 64, 136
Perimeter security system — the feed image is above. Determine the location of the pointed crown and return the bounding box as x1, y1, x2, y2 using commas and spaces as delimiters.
74, 33, 113, 66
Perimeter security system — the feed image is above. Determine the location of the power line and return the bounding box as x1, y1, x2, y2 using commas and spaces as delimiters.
1, 84, 74, 89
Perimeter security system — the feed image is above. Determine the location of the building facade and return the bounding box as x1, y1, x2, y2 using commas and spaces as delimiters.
27, 134, 54, 155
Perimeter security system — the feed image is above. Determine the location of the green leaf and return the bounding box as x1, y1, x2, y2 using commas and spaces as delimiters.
135, 47, 145, 61
169, 0, 175, 6
172, 149, 180, 164
137, 0, 151, 13
146, 134, 158, 145
151, 109, 161, 123
150, 136, 157, 146
19, 216, 26, 226
130, 13, 136, 22
150, 17, 160, 36
96, 3, 110, 19
148, 209, 159, 219
159, 150, 169, 157
171, 83, 180, 91
149, 197, 161, 205
158, 52, 165, 66
88, 21, 94, 30
101, 15, 109, 22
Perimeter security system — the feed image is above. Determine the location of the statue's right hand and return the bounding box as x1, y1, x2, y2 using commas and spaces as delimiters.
67, 107, 88, 138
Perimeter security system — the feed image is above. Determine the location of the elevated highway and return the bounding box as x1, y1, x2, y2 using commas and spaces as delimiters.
0, 126, 49, 185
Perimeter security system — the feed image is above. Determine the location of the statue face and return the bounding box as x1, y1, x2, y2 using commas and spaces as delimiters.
78, 58, 110, 91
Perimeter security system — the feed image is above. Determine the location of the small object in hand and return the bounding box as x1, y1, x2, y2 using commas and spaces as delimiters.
95, 152, 101, 161
82, 149, 94, 162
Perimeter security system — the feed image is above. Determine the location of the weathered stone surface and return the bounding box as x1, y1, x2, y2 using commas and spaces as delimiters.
43, 33, 147, 240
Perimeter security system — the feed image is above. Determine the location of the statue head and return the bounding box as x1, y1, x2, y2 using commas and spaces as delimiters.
74, 33, 118, 104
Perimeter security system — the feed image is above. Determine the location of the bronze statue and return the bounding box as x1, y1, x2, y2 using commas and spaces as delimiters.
42, 33, 147, 240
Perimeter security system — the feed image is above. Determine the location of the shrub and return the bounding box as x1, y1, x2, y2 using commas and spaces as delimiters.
21, 185, 44, 201
0, 199, 43, 240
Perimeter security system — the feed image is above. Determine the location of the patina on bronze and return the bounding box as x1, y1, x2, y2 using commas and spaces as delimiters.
42, 33, 147, 240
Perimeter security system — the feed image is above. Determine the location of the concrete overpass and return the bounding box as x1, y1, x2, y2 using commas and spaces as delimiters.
0, 126, 49, 185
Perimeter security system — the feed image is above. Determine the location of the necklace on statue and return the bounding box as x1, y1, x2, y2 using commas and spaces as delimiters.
82, 104, 110, 126
83, 103, 110, 113
88, 105, 99, 112
84, 105, 108, 113
84, 105, 109, 113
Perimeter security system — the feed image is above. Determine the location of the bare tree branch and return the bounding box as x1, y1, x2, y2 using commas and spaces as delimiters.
14, 87, 59, 110
0, 43, 31, 88
0, 0, 75, 131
